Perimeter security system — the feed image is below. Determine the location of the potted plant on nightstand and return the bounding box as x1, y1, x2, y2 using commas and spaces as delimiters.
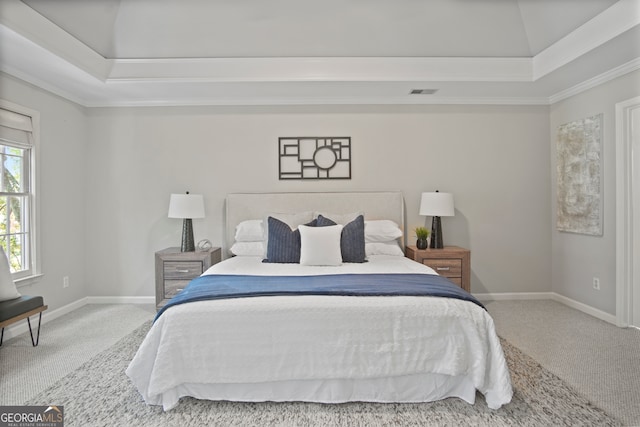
414, 226, 430, 250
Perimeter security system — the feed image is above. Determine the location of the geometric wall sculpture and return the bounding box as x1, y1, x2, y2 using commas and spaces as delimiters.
279, 137, 351, 180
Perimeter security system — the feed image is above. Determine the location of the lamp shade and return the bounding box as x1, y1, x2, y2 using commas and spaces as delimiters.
419, 192, 455, 217
168, 193, 205, 219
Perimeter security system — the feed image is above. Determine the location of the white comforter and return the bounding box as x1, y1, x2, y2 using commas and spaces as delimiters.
126, 256, 512, 410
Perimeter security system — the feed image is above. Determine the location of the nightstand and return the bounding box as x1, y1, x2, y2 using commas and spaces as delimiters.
155, 246, 221, 310
405, 245, 471, 292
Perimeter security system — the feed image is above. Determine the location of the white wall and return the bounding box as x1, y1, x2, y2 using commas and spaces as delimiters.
550, 70, 640, 315
85, 105, 551, 298
0, 73, 88, 312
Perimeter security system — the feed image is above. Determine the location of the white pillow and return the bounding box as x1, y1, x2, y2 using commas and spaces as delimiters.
365, 241, 405, 257
234, 220, 264, 242
313, 211, 362, 225
299, 224, 343, 266
230, 241, 264, 257
364, 220, 403, 242
0, 250, 20, 302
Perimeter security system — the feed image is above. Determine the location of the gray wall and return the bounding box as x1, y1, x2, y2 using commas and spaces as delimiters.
550, 70, 640, 315
0, 73, 88, 310
84, 105, 551, 298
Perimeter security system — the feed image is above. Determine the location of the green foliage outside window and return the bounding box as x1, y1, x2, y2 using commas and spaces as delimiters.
0, 144, 28, 273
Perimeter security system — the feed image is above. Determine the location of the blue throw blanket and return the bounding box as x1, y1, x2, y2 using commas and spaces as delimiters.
156, 273, 484, 321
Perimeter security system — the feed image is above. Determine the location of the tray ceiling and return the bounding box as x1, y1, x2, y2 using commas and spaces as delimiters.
1, 0, 638, 106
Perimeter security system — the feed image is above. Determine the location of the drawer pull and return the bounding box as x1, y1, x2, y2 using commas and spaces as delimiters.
436, 267, 450, 271
175, 269, 191, 273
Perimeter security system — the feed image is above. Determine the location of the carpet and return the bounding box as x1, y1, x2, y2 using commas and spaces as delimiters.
25, 321, 620, 427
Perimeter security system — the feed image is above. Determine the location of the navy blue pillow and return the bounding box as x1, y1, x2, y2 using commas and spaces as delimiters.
317, 215, 366, 263
263, 217, 317, 263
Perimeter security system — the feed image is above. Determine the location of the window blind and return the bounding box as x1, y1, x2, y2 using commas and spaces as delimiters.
0, 108, 33, 147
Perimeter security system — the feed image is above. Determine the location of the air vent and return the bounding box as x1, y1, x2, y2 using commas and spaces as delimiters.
410, 89, 438, 95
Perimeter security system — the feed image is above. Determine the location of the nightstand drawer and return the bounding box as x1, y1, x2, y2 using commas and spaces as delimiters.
164, 261, 202, 279
423, 259, 462, 277
164, 280, 191, 299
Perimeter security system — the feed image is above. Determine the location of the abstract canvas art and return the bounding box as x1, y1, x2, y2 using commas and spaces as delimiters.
556, 114, 603, 235
279, 137, 351, 180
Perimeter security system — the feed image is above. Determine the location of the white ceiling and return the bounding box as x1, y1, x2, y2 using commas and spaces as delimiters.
1, 0, 638, 106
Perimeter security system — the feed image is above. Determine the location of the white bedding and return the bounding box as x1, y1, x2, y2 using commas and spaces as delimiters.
126, 256, 513, 411
204, 254, 439, 276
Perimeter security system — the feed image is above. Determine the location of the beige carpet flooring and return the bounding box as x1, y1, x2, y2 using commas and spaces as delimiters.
486, 299, 640, 426
0, 304, 154, 404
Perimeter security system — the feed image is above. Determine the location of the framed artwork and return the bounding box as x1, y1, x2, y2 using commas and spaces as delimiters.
556, 114, 603, 236
279, 137, 351, 180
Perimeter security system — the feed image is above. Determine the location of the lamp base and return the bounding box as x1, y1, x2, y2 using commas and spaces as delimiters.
430, 216, 444, 249
181, 218, 195, 252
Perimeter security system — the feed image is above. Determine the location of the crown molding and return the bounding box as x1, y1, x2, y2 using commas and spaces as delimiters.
548, 58, 640, 105
83, 95, 550, 108
0, 66, 87, 107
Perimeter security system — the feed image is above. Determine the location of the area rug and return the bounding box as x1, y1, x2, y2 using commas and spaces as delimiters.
26, 321, 620, 427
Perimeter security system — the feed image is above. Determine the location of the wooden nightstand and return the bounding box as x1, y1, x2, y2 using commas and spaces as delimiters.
405, 245, 471, 292
155, 246, 222, 310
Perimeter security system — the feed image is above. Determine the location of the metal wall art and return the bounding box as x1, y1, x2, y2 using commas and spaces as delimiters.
556, 113, 603, 236
279, 137, 351, 180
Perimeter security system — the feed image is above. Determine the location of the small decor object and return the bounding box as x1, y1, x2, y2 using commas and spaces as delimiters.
168, 192, 205, 252
556, 114, 603, 236
279, 137, 351, 180
414, 226, 430, 249
197, 239, 213, 251
419, 191, 455, 249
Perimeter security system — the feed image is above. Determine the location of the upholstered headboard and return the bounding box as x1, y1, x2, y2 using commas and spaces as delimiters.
224, 191, 405, 257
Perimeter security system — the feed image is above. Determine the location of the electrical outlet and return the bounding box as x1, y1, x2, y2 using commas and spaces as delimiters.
63, 276, 70, 288
593, 277, 600, 290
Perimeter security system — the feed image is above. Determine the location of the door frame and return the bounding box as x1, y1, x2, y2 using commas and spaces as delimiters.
616, 96, 640, 328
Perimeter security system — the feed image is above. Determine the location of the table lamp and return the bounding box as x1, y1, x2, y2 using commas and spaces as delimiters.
168, 192, 205, 252
419, 191, 455, 249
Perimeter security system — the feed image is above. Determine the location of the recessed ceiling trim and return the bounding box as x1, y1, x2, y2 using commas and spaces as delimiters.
0, 0, 112, 80
109, 57, 533, 83
533, 0, 640, 80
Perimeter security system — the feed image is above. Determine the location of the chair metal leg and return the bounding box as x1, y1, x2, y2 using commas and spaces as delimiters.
0, 327, 4, 346
26, 312, 43, 347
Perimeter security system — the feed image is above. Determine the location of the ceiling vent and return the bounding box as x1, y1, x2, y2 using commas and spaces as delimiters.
410, 89, 438, 95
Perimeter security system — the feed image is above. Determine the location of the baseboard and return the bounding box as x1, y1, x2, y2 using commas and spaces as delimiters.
86, 296, 155, 305
1, 297, 88, 342
473, 292, 554, 301
550, 292, 617, 325
474, 291, 617, 325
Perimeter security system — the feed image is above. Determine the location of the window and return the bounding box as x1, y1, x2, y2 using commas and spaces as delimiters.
0, 102, 39, 281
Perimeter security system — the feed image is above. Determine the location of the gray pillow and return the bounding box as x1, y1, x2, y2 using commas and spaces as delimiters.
317, 214, 366, 263
263, 217, 317, 263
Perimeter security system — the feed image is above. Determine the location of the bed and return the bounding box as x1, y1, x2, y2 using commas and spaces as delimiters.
126, 192, 513, 411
